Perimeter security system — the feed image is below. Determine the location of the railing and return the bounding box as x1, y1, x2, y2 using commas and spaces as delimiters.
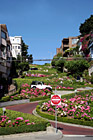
1, 38, 7, 46
0, 65, 7, 73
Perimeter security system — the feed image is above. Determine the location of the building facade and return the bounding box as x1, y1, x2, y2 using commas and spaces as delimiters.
57, 36, 79, 56
10, 36, 22, 59
0, 24, 12, 78
0, 24, 12, 97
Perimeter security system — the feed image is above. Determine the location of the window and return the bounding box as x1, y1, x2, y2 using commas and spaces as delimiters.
17, 39, 19, 43
72, 39, 79, 45
1, 31, 6, 39
7, 57, 10, 62
15, 46, 17, 49
18, 46, 20, 49
7, 45, 10, 51
18, 52, 20, 55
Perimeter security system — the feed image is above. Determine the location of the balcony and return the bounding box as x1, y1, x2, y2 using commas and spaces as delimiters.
6, 62, 11, 67
1, 38, 7, 46
1, 52, 6, 59
63, 45, 69, 48
0, 65, 7, 73
7, 51, 10, 57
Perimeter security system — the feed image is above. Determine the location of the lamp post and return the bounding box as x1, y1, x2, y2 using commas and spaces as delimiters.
2, 107, 6, 116
75, 89, 77, 96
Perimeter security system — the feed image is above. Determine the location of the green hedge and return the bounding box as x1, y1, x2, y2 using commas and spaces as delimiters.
30, 95, 51, 102
61, 89, 93, 99
0, 88, 20, 102
0, 123, 47, 135
36, 105, 93, 127
0, 109, 48, 135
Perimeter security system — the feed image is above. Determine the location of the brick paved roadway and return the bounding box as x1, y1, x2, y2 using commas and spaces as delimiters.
6, 102, 93, 136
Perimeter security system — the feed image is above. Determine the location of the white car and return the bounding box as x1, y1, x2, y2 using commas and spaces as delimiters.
31, 81, 52, 91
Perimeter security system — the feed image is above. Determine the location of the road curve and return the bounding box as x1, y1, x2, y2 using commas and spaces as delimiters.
6, 102, 93, 136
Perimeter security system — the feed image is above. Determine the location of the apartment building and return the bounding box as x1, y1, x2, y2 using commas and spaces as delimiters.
0, 24, 12, 97
57, 36, 79, 56
10, 36, 22, 59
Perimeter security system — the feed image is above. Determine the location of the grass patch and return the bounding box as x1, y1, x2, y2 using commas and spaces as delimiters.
0, 108, 48, 135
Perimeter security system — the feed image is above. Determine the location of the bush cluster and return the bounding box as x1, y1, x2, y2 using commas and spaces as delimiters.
36, 90, 93, 127
0, 109, 48, 135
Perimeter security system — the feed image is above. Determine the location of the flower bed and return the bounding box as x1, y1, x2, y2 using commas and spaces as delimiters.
0, 116, 35, 128
0, 109, 48, 135
10, 83, 52, 101
38, 91, 93, 125
26, 73, 48, 77
52, 85, 74, 90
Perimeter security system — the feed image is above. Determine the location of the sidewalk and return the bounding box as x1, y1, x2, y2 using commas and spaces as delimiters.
0, 127, 62, 140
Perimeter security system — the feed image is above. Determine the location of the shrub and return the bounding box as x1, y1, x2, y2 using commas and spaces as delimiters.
65, 59, 90, 77
36, 105, 93, 127
0, 109, 48, 135
36, 90, 93, 127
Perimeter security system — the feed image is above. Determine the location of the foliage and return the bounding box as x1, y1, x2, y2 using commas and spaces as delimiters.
36, 90, 93, 126
51, 56, 58, 67
80, 33, 92, 57
65, 59, 90, 77
18, 62, 30, 72
10, 57, 18, 78
79, 15, 93, 36
21, 40, 28, 60
36, 105, 93, 127
0, 83, 52, 102
0, 123, 46, 135
27, 54, 33, 64
0, 109, 48, 135
55, 58, 65, 72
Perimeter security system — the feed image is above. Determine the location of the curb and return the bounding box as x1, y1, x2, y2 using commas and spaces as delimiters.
0, 99, 30, 107
32, 108, 93, 130
0, 130, 63, 140
32, 108, 63, 137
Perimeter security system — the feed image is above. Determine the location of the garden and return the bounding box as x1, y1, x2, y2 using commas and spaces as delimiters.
0, 108, 49, 135
36, 90, 93, 127
0, 64, 93, 102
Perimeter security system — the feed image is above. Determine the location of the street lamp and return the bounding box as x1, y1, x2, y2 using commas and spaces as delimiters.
2, 107, 6, 116
75, 89, 77, 96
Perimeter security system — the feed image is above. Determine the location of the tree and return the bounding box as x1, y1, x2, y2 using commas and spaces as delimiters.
79, 15, 93, 36
28, 54, 33, 64
21, 40, 28, 62
18, 62, 29, 75
65, 59, 90, 77
55, 58, 65, 72
10, 57, 18, 78
51, 53, 62, 67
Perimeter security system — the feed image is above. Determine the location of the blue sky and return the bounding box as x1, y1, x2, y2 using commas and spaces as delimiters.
0, 0, 93, 64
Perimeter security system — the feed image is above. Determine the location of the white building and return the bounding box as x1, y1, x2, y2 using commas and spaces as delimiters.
10, 36, 22, 59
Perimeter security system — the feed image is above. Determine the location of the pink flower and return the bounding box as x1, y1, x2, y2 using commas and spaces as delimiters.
27, 123, 31, 125
25, 120, 29, 123
16, 117, 24, 121
8, 120, 11, 123
31, 122, 35, 125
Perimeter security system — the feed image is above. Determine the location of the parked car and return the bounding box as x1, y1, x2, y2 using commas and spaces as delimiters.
29, 67, 38, 70
31, 81, 52, 91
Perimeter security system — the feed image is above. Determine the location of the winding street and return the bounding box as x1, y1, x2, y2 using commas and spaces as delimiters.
6, 102, 93, 136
